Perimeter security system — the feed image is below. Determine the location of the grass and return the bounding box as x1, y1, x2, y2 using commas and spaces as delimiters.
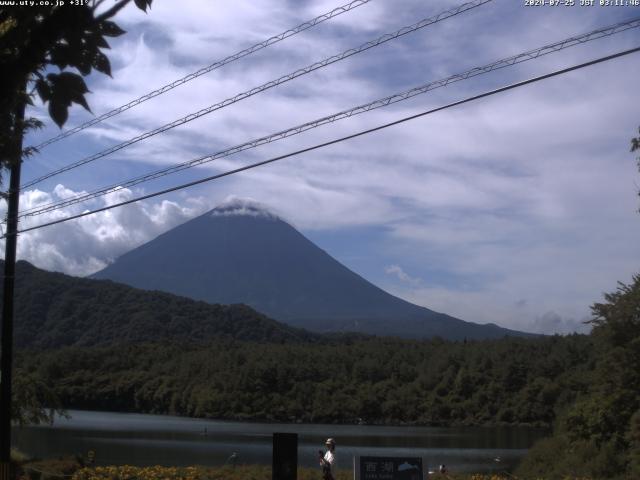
14, 460, 596, 480
69, 465, 354, 480
10, 449, 30, 464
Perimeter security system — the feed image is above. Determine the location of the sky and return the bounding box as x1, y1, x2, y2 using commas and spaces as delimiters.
3, 0, 640, 335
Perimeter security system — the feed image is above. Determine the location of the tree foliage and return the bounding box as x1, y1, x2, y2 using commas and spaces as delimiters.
518, 274, 640, 479
11, 367, 66, 426
15, 333, 594, 427
0, 0, 152, 424
0, 0, 152, 175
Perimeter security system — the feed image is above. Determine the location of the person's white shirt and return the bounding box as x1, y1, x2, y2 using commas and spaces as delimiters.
323, 450, 337, 476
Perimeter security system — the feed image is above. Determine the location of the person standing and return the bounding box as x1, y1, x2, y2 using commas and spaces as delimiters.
318, 438, 337, 480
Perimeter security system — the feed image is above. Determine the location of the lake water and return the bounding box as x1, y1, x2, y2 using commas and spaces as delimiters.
12, 410, 548, 474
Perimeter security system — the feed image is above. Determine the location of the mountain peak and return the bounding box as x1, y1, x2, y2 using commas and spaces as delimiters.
93, 198, 535, 340
210, 196, 282, 221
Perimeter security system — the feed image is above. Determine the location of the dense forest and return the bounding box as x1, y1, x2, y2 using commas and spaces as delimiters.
16, 334, 592, 426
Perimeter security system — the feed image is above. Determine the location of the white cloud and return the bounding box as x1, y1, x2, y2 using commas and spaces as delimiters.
386, 283, 594, 335
210, 195, 282, 220
0, 186, 208, 277
532, 311, 591, 336
385, 264, 423, 286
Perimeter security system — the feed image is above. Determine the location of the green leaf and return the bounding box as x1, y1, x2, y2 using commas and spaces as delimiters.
36, 78, 51, 102
49, 45, 72, 70
49, 100, 68, 128
75, 93, 91, 112
57, 72, 89, 94
24, 118, 44, 130
69, 92, 91, 112
47, 72, 91, 115
134, 0, 152, 12
92, 50, 111, 76
75, 51, 93, 75
95, 34, 110, 49
100, 20, 125, 37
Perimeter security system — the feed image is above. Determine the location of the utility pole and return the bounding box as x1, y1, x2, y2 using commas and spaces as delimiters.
0, 92, 26, 480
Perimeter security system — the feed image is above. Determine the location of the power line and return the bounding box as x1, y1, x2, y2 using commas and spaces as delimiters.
7, 45, 639, 239
17, 17, 640, 220
17, 16, 638, 218
21, 0, 492, 189
28, 0, 374, 151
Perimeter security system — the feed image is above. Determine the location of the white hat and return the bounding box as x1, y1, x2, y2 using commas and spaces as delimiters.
325, 438, 335, 445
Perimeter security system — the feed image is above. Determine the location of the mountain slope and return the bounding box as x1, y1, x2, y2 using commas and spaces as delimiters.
1, 260, 316, 349
93, 199, 533, 340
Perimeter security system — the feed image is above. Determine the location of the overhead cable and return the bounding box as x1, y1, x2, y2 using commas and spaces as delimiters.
21, 0, 493, 189
17, 17, 640, 219
29, 0, 374, 151
7, 45, 639, 239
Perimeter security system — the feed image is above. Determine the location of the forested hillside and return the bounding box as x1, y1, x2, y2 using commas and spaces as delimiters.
2, 260, 317, 348
16, 334, 592, 426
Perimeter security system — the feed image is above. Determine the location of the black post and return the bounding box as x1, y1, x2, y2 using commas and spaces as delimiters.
272, 432, 297, 480
0, 95, 25, 480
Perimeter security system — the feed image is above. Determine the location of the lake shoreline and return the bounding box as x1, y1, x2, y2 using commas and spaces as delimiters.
50, 407, 553, 430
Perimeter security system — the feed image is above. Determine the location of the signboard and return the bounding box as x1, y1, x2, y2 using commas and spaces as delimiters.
355, 456, 424, 480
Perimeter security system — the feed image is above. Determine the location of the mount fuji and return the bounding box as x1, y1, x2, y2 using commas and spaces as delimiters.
92, 199, 532, 340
